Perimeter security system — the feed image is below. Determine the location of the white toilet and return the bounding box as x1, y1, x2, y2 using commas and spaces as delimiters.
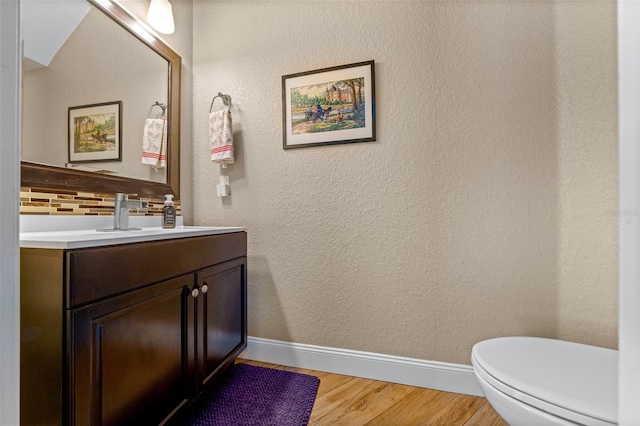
471, 337, 617, 425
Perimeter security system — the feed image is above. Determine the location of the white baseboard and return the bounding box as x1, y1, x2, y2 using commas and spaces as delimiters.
239, 336, 484, 397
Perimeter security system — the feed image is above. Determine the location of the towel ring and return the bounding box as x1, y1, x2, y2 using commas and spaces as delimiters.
147, 101, 167, 118
209, 92, 232, 113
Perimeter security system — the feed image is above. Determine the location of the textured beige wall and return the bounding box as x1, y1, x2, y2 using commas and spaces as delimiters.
554, 2, 618, 346
191, 1, 617, 365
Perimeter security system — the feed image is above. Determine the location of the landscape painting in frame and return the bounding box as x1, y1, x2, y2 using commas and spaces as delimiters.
282, 60, 376, 149
68, 101, 122, 163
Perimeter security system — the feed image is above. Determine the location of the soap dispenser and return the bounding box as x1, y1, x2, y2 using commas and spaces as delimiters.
162, 194, 176, 229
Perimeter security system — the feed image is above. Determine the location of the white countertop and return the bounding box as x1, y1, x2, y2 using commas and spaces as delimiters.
20, 216, 245, 249
20, 226, 246, 249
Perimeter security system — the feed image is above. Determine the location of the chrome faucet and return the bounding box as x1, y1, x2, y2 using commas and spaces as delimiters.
113, 193, 148, 231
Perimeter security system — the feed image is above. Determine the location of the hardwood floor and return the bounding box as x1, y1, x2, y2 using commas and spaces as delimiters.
237, 359, 508, 426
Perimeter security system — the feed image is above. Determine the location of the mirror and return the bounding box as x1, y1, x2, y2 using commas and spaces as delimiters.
21, 0, 181, 198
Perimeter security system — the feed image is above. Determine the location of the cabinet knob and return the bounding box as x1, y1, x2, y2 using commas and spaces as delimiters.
201, 284, 209, 294
191, 287, 200, 298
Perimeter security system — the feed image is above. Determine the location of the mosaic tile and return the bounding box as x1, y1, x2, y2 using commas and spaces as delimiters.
19, 187, 181, 217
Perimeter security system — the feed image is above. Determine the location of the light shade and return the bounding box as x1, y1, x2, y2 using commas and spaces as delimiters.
147, 0, 175, 34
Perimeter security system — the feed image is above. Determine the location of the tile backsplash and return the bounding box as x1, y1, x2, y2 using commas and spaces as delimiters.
20, 187, 181, 216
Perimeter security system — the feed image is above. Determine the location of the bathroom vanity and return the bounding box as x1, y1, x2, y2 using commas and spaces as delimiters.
20, 227, 247, 425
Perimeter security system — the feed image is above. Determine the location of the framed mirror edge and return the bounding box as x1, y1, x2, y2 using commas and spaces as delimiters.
21, 0, 182, 199
21, 161, 176, 198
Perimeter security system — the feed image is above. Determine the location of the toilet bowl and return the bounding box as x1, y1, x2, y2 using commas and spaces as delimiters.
471, 337, 617, 426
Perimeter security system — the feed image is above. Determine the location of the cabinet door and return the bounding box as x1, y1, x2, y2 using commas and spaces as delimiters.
195, 257, 247, 393
69, 274, 195, 426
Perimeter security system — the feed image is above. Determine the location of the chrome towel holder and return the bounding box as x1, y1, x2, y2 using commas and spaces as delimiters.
210, 92, 232, 113
147, 101, 167, 118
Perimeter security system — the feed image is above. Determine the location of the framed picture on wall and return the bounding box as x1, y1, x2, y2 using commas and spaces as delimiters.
68, 101, 122, 163
282, 60, 376, 150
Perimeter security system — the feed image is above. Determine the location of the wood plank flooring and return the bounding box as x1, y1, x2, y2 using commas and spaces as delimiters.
237, 359, 508, 426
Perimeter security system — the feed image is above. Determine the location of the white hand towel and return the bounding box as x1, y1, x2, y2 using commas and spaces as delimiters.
209, 109, 234, 166
141, 118, 167, 169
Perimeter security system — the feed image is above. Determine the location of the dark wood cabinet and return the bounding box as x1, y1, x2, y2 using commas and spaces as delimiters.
195, 258, 247, 394
69, 274, 194, 426
20, 232, 247, 426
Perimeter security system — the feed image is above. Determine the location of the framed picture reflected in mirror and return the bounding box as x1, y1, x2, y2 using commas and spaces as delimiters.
68, 101, 122, 163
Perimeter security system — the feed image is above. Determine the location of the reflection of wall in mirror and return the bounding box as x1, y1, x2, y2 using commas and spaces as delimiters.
22, 6, 169, 183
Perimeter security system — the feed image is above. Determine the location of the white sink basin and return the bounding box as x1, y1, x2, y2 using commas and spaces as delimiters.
20, 226, 245, 249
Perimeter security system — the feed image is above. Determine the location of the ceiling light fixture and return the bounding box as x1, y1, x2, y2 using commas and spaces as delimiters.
147, 0, 175, 34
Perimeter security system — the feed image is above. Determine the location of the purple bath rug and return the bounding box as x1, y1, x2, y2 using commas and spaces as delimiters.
189, 363, 320, 426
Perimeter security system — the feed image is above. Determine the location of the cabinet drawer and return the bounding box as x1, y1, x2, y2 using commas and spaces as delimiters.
66, 232, 247, 308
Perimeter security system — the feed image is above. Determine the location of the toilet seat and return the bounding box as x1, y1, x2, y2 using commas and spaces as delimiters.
471, 337, 617, 425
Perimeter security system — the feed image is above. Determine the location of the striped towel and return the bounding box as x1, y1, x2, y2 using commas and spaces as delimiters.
209, 109, 234, 166
141, 118, 167, 169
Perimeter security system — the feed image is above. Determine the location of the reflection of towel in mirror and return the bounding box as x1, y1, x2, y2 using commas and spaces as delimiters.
209, 110, 234, 166
141, 118, 167, 169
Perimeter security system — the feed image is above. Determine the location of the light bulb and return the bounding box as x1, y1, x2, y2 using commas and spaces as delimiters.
147, 0, 175, 34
